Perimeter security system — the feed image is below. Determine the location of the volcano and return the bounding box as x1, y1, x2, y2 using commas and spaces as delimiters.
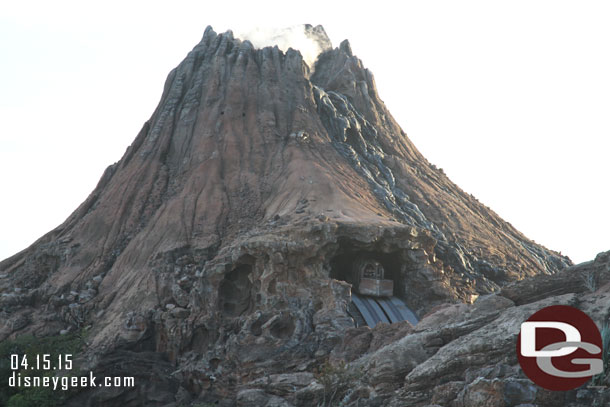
4, 25, 601, 407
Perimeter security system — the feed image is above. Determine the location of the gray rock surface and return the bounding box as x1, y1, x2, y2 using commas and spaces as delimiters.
0, 25, 595, 406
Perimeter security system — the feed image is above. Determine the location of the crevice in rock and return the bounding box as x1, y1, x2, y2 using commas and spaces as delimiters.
218, 263, 253, 317
269, 313, 295, 339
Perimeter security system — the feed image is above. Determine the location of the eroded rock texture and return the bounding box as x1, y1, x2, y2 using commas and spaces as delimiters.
0, 25, 593, 406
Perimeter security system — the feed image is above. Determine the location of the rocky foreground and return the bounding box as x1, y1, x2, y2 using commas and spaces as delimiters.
1, 26, 605, 406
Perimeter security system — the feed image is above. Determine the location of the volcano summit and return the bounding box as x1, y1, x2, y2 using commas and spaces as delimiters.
4, 25, 606, 407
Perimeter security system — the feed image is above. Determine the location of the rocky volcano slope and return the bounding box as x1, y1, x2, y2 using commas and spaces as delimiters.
0, 25, 575, 406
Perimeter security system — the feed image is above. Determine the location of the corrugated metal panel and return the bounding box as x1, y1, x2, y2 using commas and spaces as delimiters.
351, 293, 419, 328
387, 296, 419, 326
375, 297, 403, 323
352, 294, 390, 327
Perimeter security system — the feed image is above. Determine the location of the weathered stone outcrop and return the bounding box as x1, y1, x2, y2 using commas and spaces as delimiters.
329, 251, 609, 407
0, 25, 583, 406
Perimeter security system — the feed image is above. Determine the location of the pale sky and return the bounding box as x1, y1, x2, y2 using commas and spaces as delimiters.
1, 1, 608, 264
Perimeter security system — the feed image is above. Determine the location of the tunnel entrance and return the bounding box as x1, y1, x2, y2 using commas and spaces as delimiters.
328, 238, 418, 328
329, 240, 405, 298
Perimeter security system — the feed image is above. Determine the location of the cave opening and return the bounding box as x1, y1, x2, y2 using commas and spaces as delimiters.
328, 238, 406, 298
328, 238, 420, 328
218, 263, 253, 317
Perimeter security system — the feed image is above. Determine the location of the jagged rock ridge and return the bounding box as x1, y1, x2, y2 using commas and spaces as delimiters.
0, 25, 578, 406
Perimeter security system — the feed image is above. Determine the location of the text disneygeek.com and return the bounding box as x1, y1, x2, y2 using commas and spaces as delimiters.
8, 371, 135, 391
8, 353, 135, 391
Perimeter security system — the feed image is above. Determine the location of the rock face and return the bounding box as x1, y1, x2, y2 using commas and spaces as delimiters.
0, 25, 586, 406
349, 250, 610, 407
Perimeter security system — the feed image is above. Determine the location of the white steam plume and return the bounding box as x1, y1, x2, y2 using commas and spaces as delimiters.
235, 25, 332, 68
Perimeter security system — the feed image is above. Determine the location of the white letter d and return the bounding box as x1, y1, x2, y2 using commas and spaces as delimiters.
521, 321, 581, 357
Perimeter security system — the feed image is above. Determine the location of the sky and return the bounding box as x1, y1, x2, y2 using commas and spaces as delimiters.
1, 1, 608, 264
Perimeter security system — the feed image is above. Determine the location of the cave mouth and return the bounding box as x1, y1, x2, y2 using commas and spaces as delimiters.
328, 238, 406, 298
218, 263, 253, 317
328, 238, 421, 327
